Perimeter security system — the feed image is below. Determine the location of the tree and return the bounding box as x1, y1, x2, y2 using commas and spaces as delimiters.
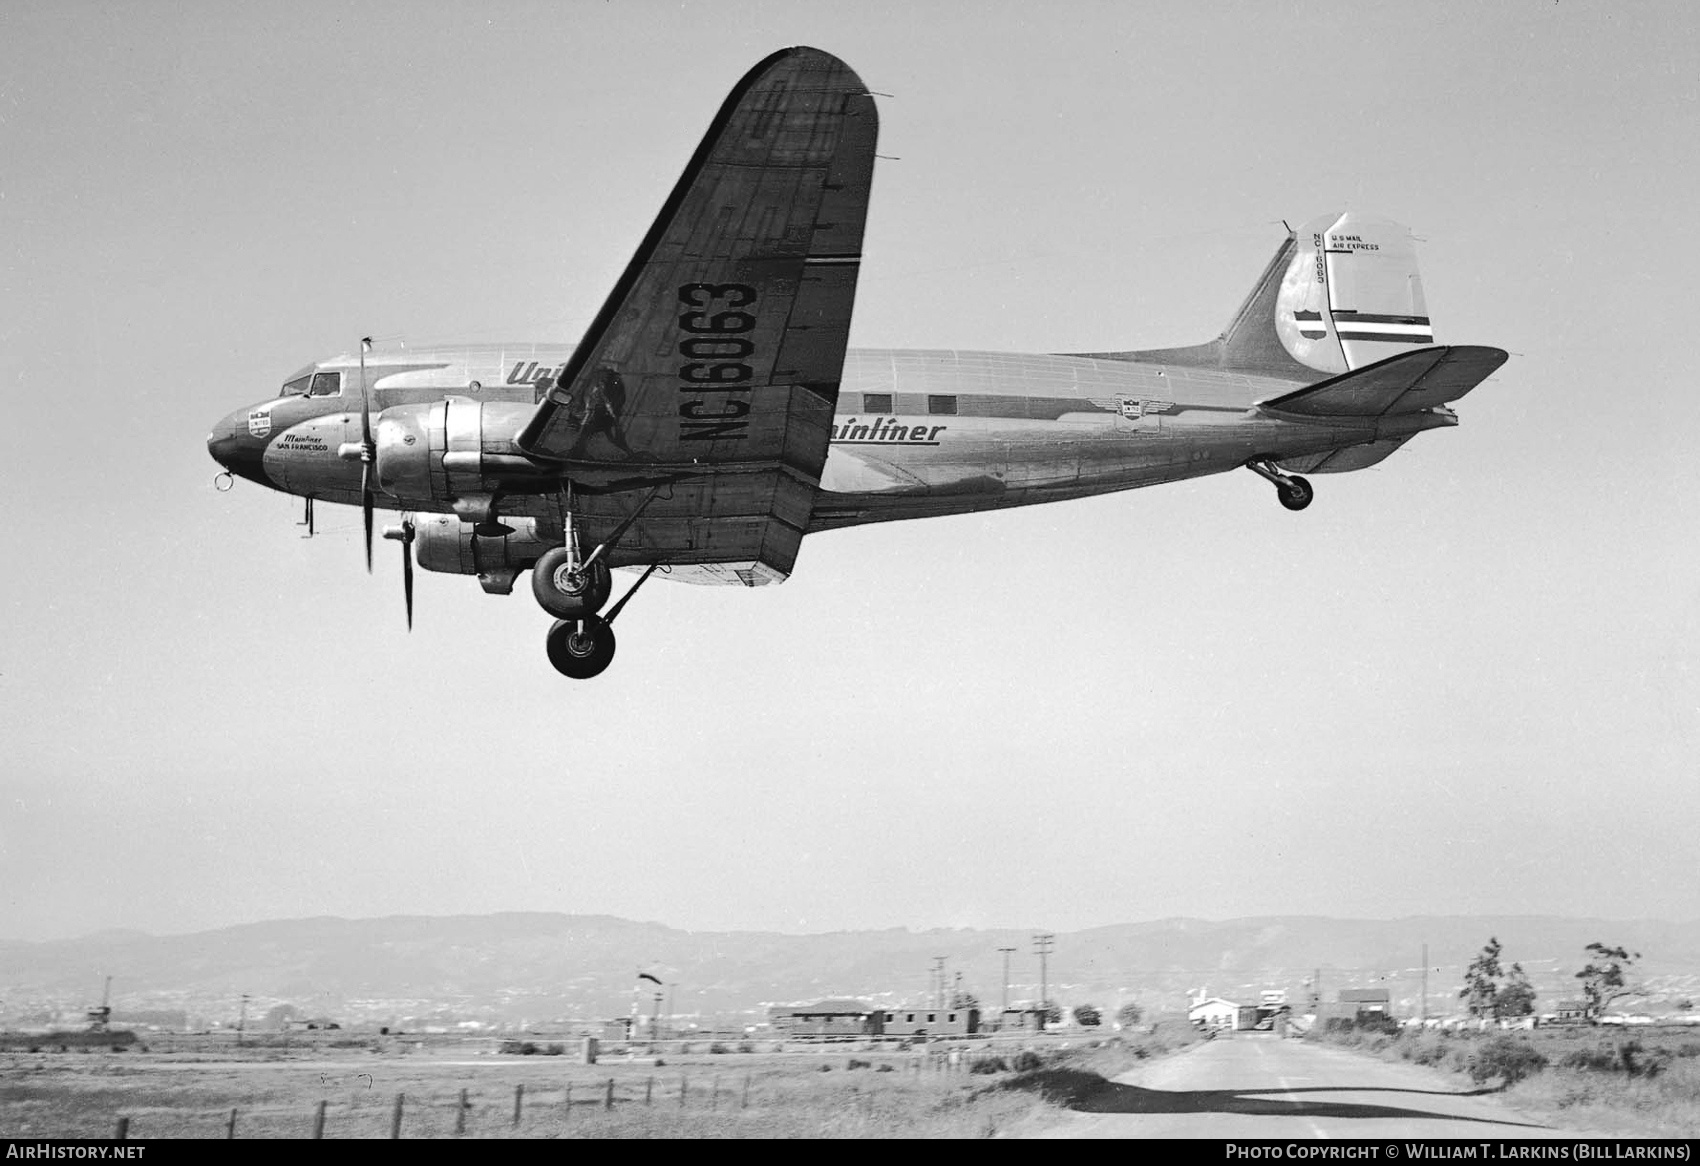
1459, 937, 1507, 1019
1575, 943, 1642, 1021
1040, 1001, 1062, 1025
1072, 1004, 1102, 1027
950, 990, 980, 1011
1497, 964, 1537, 1018
1459, 937, 1538, 1019
1115, 1002, 1143, 1029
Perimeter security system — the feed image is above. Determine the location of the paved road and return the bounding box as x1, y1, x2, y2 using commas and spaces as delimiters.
1030, 1034, 1588, 1139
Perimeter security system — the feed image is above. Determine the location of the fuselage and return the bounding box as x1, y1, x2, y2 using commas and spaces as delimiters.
209, 342, 1446, 544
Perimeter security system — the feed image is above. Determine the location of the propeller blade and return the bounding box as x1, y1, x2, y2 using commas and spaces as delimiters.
402, 530, 414, 630
384, 517, 417, 630
357, 335, 376, 573
361, 462, 375, 573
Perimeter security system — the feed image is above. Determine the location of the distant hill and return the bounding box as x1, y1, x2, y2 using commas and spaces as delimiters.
4, 913, 1696, 1030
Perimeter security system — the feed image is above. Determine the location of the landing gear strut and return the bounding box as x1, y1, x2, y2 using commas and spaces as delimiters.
1246, 458, 1314, 512
534, 486, 667, 679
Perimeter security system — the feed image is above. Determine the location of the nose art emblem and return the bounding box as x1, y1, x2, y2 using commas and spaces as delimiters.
247, 406, 274, 439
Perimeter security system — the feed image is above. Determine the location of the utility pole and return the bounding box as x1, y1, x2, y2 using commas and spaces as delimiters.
931, 956, 947, 1010
651, 991, 663, 1042
237, 994, 250, 1048
1033, 933, 1055, 1031
1420, 944, 1428, 1024
997, 947, 1017, 1014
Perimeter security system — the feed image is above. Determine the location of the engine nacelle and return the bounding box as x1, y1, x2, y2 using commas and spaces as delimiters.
412, 513, 564, 595
375, 399, 548, 503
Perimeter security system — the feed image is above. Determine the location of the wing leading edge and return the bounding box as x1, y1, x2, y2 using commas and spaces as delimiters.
517, 46, 878, 583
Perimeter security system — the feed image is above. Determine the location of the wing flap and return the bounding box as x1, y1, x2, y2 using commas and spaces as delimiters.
1256, 345, 1508, 418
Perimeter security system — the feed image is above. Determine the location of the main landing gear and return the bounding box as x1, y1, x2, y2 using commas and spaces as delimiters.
531, 487, 664, 679
1246, 458, 1314, 512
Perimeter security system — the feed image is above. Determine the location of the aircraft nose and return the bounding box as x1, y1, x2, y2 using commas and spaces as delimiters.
207, 412, 270, 485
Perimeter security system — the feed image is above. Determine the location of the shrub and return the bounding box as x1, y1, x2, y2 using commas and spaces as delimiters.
1467, 1036, 1547, 1086
1011, 1050, 1044, 1072
1558, 1046, 1620, 1073
816, 1063, 832, 1072
876, 1063, 895, 1073
738, 1041, 754, 1053
970, 1057, 1008, 1075
709, 1042, 730, 1054
847, 1058, 871, 1070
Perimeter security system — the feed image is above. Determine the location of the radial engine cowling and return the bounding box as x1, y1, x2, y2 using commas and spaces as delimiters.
411, 513, 564, 595
375, 399, 545, 502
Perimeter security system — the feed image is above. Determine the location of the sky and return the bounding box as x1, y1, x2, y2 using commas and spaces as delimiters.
2, 0, 1696, 943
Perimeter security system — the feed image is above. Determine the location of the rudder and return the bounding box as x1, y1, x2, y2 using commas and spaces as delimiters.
1277, 212, 1433, 375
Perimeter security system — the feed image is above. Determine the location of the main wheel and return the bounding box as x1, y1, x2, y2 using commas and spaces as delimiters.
1279, 475, 1314, 511
546, 615, 616, 679
531, 547, 611, 618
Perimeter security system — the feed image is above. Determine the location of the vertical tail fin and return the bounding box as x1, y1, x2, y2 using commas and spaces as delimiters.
1277, 213, 1433, 375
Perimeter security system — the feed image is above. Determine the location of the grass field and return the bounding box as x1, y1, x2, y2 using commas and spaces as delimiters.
1312, 1023, 1700, 1138
0, 1039, 1106, 1139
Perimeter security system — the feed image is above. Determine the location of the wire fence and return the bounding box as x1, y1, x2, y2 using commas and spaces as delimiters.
81, 1050, 1015, 1139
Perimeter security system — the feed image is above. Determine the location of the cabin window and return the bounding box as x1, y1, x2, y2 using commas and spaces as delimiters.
308, 371, 343, 397
862, 393, 892, 413
927, 395, 957, 415
281, 375, 312, 397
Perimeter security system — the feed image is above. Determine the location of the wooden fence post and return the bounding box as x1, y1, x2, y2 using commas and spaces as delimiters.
604, 1077, 614, 1111
390, 1092, 404, 1139
512, 1083, 524, 1128
645, 1076, 653, 1106
455, 1088, 467, 1135
226, 1108, 237, 1139
679, 1074, 688, 1107
113, 1117, 128, 1141
312, 1099, 326, 1139
564, 1081, 572, 1122
742, 1073, 751, 1109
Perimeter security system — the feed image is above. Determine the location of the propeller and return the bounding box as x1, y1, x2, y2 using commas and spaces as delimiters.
358, 339, 376, 572
336, 338, 379, 572
382, 516, 417, 629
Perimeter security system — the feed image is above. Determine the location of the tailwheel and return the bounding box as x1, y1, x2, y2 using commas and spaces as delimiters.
546, 615, 616, 679
531, 546, 611, 619
1278, 476, 1314, 511
1246, 458, 1315, 512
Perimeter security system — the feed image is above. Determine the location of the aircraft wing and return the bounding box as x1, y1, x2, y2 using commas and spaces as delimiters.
516, 47, 878, 583
1255, 345, 1508, 417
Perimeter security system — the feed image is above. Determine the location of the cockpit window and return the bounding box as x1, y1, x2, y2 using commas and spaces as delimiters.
309, 371, 342, 397
281, 375, 312, 397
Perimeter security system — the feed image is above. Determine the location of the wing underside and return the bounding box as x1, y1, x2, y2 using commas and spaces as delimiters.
517, 47, 878, 583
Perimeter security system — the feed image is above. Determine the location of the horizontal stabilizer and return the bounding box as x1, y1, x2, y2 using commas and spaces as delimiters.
1256, 345, 1507, 418
1278, 436, 1413, 474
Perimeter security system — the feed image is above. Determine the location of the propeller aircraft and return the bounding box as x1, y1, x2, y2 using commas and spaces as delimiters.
207, 46, 1507, 679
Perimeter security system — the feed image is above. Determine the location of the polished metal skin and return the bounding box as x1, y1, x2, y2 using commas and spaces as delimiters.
206, 49, 1507, 675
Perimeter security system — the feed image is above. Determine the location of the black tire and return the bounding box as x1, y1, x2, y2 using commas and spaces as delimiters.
531, 547, 611, 618
1279, 476, 1314, 511
546, 616, 616, 679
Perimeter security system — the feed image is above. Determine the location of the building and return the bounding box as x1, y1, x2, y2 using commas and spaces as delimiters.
1316, 988, 1394, 1029
1189, 997, 1256, 1031
768, 1000, 880, 1039
881, 1007, 980, 1037
997, 1007, 1049, 1032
